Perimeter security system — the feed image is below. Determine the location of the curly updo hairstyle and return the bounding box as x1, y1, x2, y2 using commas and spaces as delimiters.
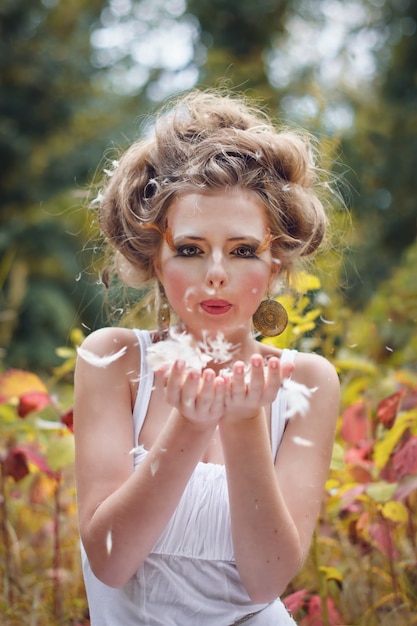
97, 90, 329, 288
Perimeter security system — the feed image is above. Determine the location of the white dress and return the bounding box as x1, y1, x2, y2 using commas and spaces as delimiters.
81, 329, 297, 625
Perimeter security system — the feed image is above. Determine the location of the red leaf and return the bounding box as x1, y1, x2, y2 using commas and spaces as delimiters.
3, 449, 29, 481
392, 436, 417, 480
395, 475, 417, 501
376, 390, 406, 429
300, 595, 343, 625
368, 520, 397, 559
341, 402, 369, 444
339, 484, 366, 514
283, 589, 308, 615
60, 407, 74, 432
12, 443, 59, 480
18, 391, 51, 418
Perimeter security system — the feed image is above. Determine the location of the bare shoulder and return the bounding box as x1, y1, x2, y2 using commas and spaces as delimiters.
77, 326, 139, 355
290, 351, 340, 431
292, 351, 339, 390
76, 326, 143, 373
74, 327, 144, 406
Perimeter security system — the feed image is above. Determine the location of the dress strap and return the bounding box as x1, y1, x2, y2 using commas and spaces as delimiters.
131, 329, 154, 446
270, 348, 297, 460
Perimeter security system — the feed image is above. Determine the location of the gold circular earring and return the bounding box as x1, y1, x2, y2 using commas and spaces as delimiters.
252, 296, 288, 337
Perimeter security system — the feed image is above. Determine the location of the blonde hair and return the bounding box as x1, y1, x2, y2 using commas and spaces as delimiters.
97, 90, 330, 287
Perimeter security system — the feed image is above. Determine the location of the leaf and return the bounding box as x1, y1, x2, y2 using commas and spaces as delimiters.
376, 390, 406, 429
283, 589, 308, 615
395, 474, 417, 501
45, 435, 75, 471
368, 521, 397, 559
13, 443, 59, 479
3, 449, 30, 482
18, 391, 52, 418
381, 501, 408, 523
55, 347, 76, 359
373, 411, 417, 469
330, 441, 345, 471
0, 369, 48, 403
334, 357, 378, 375
319, 566, 343, 583
60, 407, 74, 432
289, 271, 321, 292
366, 481, 398, 503
341, 401, 369, 444
392, 435, 417, 479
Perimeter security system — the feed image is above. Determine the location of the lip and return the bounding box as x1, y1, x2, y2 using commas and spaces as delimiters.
200, 299, 233, 315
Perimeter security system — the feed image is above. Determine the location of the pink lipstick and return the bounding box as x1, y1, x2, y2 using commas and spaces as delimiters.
200, 299, 232, 315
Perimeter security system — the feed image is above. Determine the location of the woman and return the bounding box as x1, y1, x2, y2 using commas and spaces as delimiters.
74, 90, 340, 625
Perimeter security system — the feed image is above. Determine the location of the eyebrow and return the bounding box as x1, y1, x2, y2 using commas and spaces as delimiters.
172, 235, 263, 246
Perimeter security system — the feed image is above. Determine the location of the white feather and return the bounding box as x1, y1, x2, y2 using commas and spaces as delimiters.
76, 345, 127, 367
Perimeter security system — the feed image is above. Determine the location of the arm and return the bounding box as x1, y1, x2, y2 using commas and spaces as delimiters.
219, 352, 339, 602
74, 328, 223, 588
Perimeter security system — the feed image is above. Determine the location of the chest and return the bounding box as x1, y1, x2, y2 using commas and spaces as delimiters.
137, 385, 272, 465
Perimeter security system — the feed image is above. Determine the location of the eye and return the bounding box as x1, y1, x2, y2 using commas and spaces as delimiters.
175, 245, 203, 257
231, 245, 257, 258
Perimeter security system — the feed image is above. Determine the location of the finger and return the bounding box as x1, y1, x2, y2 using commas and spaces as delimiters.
247, 354, 265, 398
206, 375, 225, 419
180, 370, 201, 410
262, 356, 282, 402
230, 361, 247, 398
194, 368, 215, 411
165, 359, 186, 404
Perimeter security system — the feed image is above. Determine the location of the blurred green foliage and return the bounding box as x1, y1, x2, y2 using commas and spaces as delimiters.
1, 0, 416, 372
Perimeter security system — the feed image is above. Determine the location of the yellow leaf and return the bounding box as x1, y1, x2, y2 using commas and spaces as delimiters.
334, 357, 378, 375
319, 566, 343, 583
373, 412, 417, 469
0, 369, 47, 401
55, 347, 76, 359
381, 501, 408, 523
325, 478, 340, 492
70, 327, 85, 346
330, 442, 345, 472
290, 271, 321, 292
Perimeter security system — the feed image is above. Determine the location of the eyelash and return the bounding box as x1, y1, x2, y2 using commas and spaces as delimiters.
231, 245, 258, 258
175, 245, 203, 257
175, 245, 258, 258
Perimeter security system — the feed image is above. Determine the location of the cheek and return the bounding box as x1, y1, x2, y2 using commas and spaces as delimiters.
163, 266, 198, 311
241, 266, 271, 296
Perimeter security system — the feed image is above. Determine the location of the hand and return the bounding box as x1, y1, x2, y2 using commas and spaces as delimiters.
221, 354, 293, 421
160, 360, 225, 426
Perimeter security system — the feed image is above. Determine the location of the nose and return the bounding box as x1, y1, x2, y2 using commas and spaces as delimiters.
205, 250, 228, 288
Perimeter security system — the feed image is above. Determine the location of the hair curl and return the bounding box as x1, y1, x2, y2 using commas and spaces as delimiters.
97, 90, 330, 287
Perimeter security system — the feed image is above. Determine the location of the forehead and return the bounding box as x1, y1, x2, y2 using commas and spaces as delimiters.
166, 188, 269, 235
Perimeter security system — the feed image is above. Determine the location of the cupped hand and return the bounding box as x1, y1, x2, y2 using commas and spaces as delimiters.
221, 354, 294, 421
161, 360, 225, 426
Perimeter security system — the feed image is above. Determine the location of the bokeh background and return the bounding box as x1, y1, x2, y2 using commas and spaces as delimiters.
1, 0, 416, 371
1, 1, 417, 624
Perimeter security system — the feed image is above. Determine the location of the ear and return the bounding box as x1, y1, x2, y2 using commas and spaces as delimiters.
267, 256, 282, 289
153, 259, 162, 284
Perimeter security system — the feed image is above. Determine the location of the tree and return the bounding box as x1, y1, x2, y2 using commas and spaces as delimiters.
340, 0, 417, 304
0, 0, 117, 371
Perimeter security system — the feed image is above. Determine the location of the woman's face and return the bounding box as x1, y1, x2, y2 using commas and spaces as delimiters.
154, 187, 279, 341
